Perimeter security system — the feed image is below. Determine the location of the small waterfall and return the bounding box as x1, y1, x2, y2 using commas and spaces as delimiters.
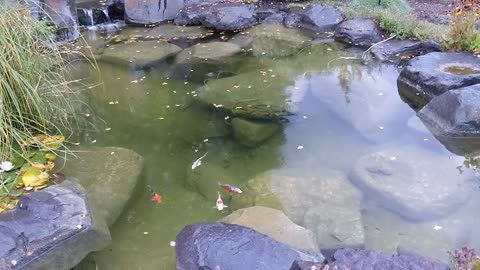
86, 9, 94, 26
101, 8, 112, 24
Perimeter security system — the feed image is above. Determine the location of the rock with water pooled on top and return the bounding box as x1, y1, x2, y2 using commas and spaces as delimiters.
99, 40, 182, 69
248, 24, 312, 57
371, 39, 442, 63
397, 52, 480, 110
231, 117, 281, 147
199, 3, 257, 31
0, 181, 111, 270
124, 0, 185, 24
350, 145, 473, 221
334, 19, 383, 47
176, 222, 323, 270
301, 4, 343, 32
60, 146, 144, 227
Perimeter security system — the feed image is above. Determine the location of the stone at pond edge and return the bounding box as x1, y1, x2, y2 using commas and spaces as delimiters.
301, 5, 343, 32
371, 39, 442, 63
334, 19, 383, 48
175, 222, 323, 270
59, 146, 144, 227
0, 181, 111, 270
125, 0, 185, 24
231, 118, 280, 147
397, 52, 480, 110
248, 24, 312, 57
220, 206, 320, 253
199, 3, 257, 31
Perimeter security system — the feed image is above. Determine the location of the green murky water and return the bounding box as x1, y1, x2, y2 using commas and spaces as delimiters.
70, 25, 480, 270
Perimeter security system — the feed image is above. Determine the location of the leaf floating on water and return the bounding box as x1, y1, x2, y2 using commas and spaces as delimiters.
39, 135, 65, 151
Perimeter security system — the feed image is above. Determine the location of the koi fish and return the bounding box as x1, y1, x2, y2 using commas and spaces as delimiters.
147, 185, 162, 203
191, 152, 208, 170
219, 183, 242, 194
214, 191, 228, 211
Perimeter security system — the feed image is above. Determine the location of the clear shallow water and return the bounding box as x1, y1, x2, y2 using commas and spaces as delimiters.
70, 26, 480, 269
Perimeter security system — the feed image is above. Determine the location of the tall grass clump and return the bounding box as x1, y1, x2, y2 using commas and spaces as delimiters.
445, 0, 480, 53
0, 4, 74, 161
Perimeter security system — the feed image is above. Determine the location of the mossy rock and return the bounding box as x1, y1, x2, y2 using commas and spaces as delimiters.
231, 117, 281, 147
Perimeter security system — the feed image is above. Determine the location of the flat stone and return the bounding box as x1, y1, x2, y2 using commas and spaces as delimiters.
301, 5, 343, 32
0, 181, 111, 270
125, 0, 184, 24
108, 24, 213, 43
398, 52, 480, 110
334, 19, 383, 48
176, 222, 323, 270
199, 3, 257, 31
350, 145, 474, 221
371, 39, 442, 62
221, 206, 320, 253
231, 117, 280, 147
248, 24, 312, 57
99, 40, 182, 69
60, 146, 144, 227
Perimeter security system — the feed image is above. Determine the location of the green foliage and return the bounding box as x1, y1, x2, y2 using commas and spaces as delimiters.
445, 9, 480, 53
350, 0, 411, 15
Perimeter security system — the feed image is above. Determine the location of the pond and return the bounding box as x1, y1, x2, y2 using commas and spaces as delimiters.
70, 24, 480, 269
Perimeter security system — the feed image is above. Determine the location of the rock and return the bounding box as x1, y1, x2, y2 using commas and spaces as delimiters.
371, 39, 442, 63
0, 181, 111, 270
77, 8, 109, 26
397, 52, 480, 110
317, 248, 449, 270
269, 169, 364, 249
284, 12, 302, 28
176, 222, 323, 270
350, 145, 474, 221
334, 19, 383, 47
174, 5, 203, 26
125, 0, 184, 24
301, 5, 343, 32
262, 12, 285, 24
246, 175, 281, 209
194, 71, 295, 120
107, 0, 124, 21
199, 3, 257, 31
231, 117, 281, 147
60, 146, 144, 227
417, 85, 480, 156
248, 24, 312, 57
108, 24, 213, 43
289, 260, 324, 270
99, 40, 182, 69
221, 206, 319, 253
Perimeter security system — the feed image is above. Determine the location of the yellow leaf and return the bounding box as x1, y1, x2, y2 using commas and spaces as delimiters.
45, 153, 57, 161
22, 167, 49, 187
40, 135, 65, 151
45, 161, 55, 171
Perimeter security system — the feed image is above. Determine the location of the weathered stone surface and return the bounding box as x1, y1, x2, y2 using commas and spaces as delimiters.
334, 19, 382, 47
174, 5, 204, 26
248, 24, 312, 57
108, 24, 213, 43
246, 175, 281, 209
397, 52, 480, 110
350, 145, 474, 221
99, 40, 182, 69
199, 3, 257, 31
195, 71, 296, 120
372, 39, 442, 63
221, 206, 319, 253
284, 12, 302, 28
270, 169, 364, 249
0, 181, 111, 270
125, 0, 184, 24
262, 12, 285, 24
176, 222, 323, 270
301, 5, 343, 32
60, 146, 144, 227
231, 117, 280, 147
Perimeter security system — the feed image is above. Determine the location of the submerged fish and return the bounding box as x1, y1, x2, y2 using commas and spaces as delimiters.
147, 185, 162, 203
191, 152, 208, 170
214, 191, 228, 211
219, 183, 242, 194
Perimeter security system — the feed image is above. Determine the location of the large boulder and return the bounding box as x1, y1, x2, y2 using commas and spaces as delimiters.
397, 52, 480, 110
124, 0, 184, 24
350, 145, 474, 221
221, 206, 319, 253
248, 24, 312, 57
371, 39, 442, 62
199, 3, 257, 31
231, 117, 281, 147
334, 19, 383, 48
60, 146, 144, 227
0, 181, 111, 270
417, 85, 480, 156
301, 5, 343, 32
176, 222, 323, 270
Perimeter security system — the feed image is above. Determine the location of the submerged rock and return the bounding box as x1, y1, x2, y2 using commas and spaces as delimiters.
60, 146, 144, 227
99, 40, 182, 69
221, 206, 319, 253
231, 117, 281, 147
334, 19, 383, 48
371, 39, 442, 62
0, 181, 110, 270
248, 24, 312, 57
125, 0, 185, 24
176, 222, 322, 270
301, 5, 343, 32
397, 52, 480, 110
350, 145, 474, 221
199, 3, 257, 31
108, 24, 213, 43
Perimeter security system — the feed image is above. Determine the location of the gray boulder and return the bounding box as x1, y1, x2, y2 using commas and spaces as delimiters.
371, 39, 442, 62
221, 206, 320, 253
263, 12, 285, 24
199, 3, 257, 31
249, 24, 312, 57
350, 145, 474, 221
284, 12, 302, 28
0, 181, 110, 270
231, 118, 281, 147
125, 0, 184, 24
301, 5, 343, 32
60, 146, 144, 227
397, 52, 480, 110
176, 222, 322, 270
334, 19, 383, 47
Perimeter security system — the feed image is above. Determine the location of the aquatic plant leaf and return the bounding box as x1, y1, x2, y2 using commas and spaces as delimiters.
40, 135, 65, 151
45, 153, 57, 161
29, 151, 46, 164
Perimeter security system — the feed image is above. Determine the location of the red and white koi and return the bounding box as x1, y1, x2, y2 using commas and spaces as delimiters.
218, 183, 242, 194
147, 186, 162, 203
214, 191, 228, 211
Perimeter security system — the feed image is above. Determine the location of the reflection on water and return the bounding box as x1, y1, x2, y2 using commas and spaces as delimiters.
70, 26, 480, 269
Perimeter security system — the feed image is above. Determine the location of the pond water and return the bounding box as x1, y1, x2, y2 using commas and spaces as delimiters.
70, 24, 480, 269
